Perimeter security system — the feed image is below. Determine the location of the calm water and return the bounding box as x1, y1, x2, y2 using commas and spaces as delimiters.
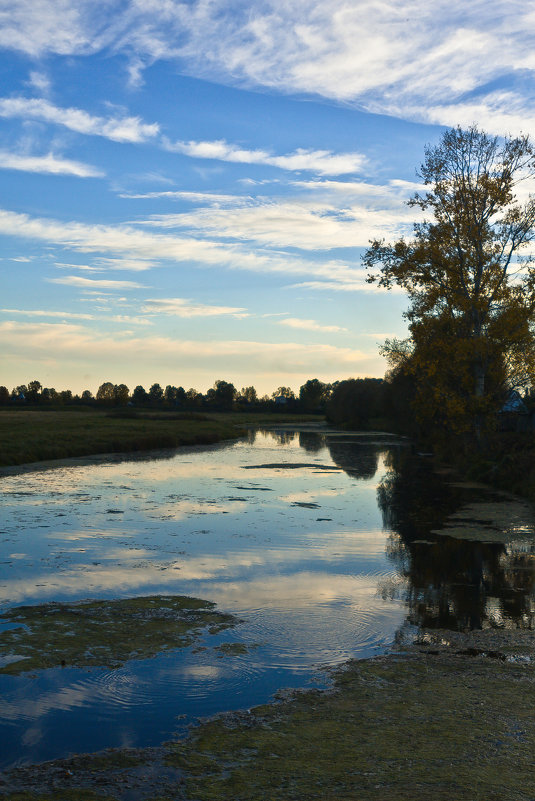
1, 427, 534, 769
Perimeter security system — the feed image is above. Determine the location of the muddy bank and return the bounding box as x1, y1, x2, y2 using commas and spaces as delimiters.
2, 626, 535, 801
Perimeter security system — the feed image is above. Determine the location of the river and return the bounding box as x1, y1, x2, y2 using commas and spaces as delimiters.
1, 426, 534, 769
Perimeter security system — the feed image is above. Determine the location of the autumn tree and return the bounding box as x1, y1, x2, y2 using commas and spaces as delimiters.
365, 126, 535, 440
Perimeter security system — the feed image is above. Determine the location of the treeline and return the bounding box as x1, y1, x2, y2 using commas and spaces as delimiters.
0, 376, 409, 427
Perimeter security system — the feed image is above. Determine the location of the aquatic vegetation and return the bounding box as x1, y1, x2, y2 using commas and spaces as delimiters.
432, 498, 535, 543
6, 632, 534, 801
165, 637, 535, 801
0, 595, 239, 674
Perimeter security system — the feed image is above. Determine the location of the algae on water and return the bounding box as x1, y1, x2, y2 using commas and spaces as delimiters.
0, 595, 239, 674
431, 498, 535, 543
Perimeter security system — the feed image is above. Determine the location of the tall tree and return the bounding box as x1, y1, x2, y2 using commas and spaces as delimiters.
365, 126, 535, 439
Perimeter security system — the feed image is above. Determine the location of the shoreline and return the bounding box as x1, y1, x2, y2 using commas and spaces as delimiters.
2, 626, 534, 800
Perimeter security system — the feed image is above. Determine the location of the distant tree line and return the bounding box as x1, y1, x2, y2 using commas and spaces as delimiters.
0, 376, 414, 428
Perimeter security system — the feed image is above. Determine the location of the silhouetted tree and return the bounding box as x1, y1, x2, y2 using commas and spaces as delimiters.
327, 378, 384, 428
96, 382, 115, 403
26, 380, 42, 403
148, 383, 164, 405
365, 126, 535, 442
272, 386, 295, 400
299, 378, 330, 412
42, 387, 59, 403
132, 385, 148, 405
113, 384, 130, 405
0, 386, 9, 404
239, 386, 258, 404
164, 385, 177, 404
212, 379, 236, 410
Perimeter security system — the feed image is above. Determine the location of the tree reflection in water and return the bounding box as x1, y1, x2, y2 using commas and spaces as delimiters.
326, 439, 379, 480
378, 451, 535, 631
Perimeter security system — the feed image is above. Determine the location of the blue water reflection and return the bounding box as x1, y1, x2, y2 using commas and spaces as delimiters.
0, 428, 408, 768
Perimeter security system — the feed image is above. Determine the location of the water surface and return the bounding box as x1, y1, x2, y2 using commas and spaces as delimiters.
0, 428, 406, 768
1, 426, 534, 769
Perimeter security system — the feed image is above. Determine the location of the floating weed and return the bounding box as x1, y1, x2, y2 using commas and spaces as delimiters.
0, 595, 240, 674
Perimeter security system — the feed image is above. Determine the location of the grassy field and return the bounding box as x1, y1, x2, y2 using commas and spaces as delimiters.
0, 409, 325, 468
0, 409, 244, 467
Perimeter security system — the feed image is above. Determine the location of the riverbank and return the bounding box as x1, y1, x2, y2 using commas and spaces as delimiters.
2, 626, 534, 800
0, 410, 322, 468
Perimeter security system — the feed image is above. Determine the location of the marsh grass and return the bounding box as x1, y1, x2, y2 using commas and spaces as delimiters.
0, 410, 242, 467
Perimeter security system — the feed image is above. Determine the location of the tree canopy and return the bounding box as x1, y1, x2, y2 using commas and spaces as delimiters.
364, 126, 535, 440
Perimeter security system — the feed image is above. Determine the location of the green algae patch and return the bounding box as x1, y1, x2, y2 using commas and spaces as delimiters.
163, 642, 535, 801
0, 595, 239, 674
4, 632, 535, 801
0, 793, 115, 801
431, 497, 535, 543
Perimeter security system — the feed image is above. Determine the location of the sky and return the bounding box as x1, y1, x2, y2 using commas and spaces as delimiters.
1, 0, 534, 397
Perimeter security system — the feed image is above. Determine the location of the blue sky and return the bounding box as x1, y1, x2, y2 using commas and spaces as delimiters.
1, 0, 533, 396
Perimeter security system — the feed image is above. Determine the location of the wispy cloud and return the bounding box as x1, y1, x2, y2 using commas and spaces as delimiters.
163, 138, 367, 175
1, 308, 153, 325
27, 70, 51, 94
1, 308, 96, 320
137, 182, 416, 251
48, 275, 146, 290
2, 2, 535, 135
278, 317, 346, 333
120, 190, 248, 206
95, 257, 158, 272
0, 208, 370, 288
0, 321, 373, 376
0, 150, 103, 177
143, 298, 249, 318
0, 97, 159, 142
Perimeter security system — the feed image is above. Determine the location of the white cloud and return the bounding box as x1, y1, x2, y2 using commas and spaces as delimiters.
0, 96, 159, 142
48, 275, 146, 290
0, 320, 373, 375
163, 138, 367, 175
1, 308, 96, 320
27, 70, 51, 94
143, 298, 249, 318
95, 257, 158, 272
278, 317, 346, 333
137, 183, 416, 251
2, 1, 535, 135
55, 262, 105, 272
0, 207, 370, 288
0, 308, 153, 325
0, 150, 104, 177
120, 190, 249, 206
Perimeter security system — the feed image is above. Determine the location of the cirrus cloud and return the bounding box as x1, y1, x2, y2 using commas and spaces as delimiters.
0, 96, 159, 142
0, 150, 103, 177
143, 297, 249, 318
163, 138, 367, 175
